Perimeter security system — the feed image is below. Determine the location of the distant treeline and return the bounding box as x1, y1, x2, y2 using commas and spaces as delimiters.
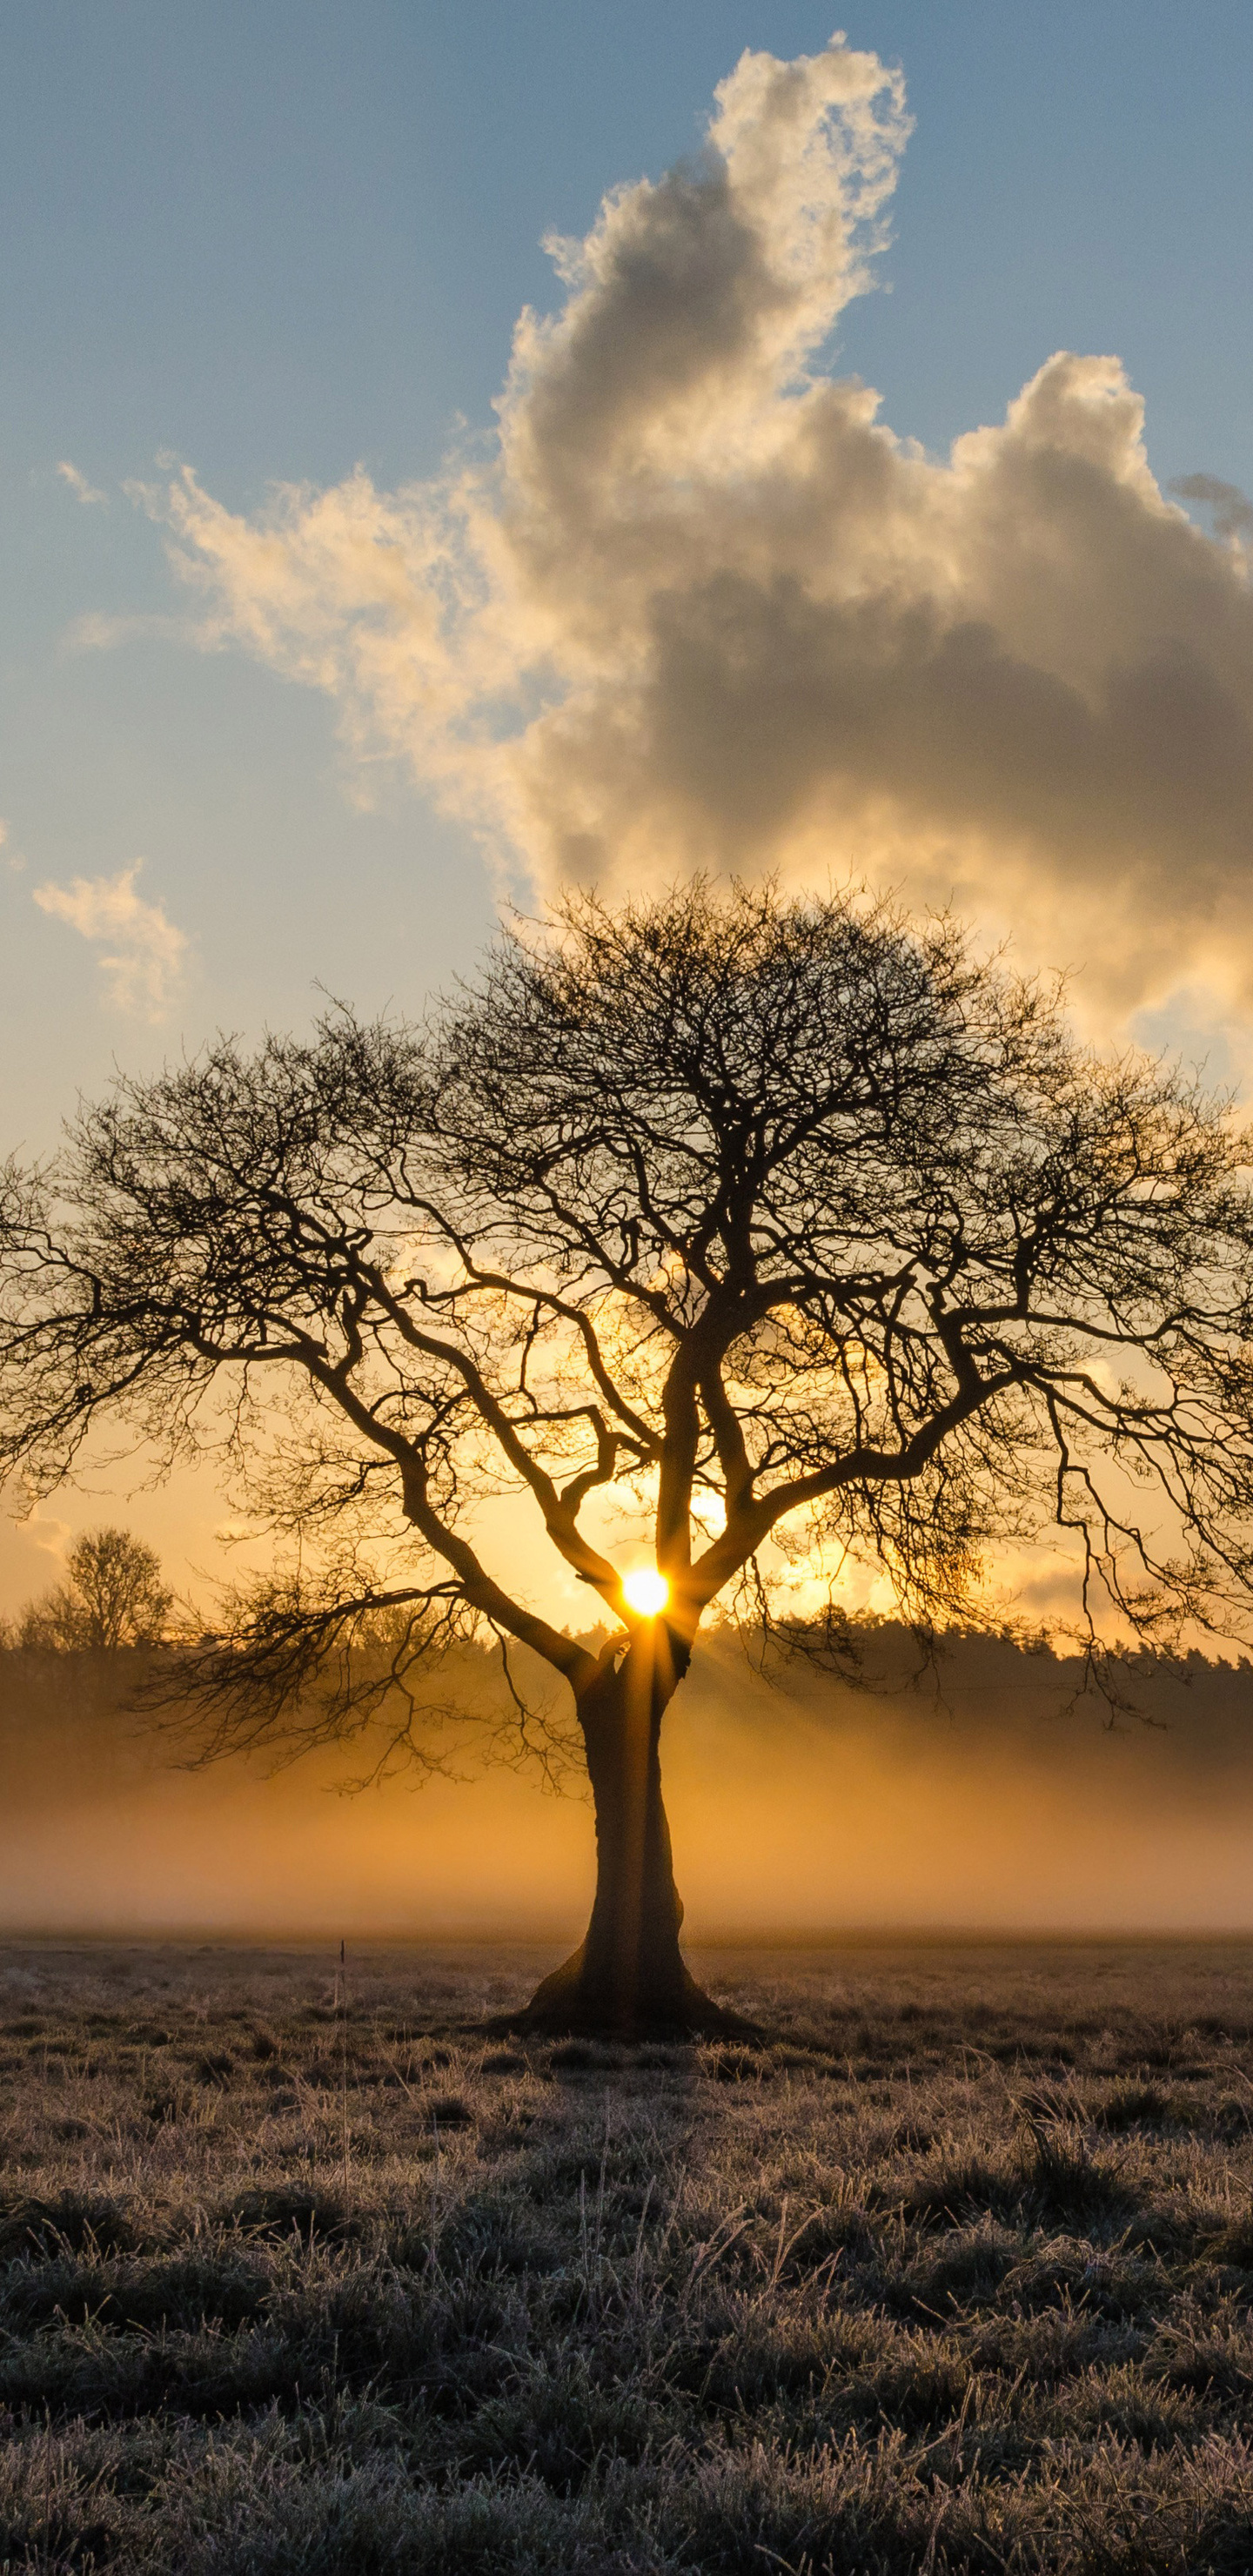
3, 1605, 1252, 1783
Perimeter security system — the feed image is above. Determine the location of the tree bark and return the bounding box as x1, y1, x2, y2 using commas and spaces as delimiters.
519, 1627, 742, 2038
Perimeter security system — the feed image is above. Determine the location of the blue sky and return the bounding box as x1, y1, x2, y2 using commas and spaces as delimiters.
9, 4, 1253, 495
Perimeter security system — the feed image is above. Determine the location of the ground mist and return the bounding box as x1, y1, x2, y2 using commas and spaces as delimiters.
6, 1627, 1253, 1942
4, 1939, 1253, 2570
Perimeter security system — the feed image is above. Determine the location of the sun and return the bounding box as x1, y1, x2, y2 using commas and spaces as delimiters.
621, 1567, 670, 1619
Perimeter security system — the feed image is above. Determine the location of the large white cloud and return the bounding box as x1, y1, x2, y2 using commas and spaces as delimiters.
130, 33, 1253, 1023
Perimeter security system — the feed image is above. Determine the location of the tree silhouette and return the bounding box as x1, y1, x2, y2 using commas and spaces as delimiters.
17, 1524, 171, 1653
3, 882, 1253, 2033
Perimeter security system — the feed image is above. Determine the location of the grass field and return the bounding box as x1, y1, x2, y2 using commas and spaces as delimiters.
4, 1938, 1253, 2571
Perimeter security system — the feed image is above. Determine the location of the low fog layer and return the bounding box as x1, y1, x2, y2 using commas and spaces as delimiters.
3, 1629, 1252, 1937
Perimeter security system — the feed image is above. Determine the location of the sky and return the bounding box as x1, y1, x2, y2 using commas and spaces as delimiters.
3, 0, 1253, 1607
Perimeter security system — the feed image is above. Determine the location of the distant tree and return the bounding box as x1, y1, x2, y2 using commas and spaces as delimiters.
3, 882, 1253, 2034
17, 1525, 172, 1653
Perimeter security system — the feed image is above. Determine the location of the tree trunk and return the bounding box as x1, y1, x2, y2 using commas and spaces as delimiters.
519, 1628, 741, 2039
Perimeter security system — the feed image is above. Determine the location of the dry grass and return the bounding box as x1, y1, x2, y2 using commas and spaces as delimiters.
3, 1937, 1253, 2570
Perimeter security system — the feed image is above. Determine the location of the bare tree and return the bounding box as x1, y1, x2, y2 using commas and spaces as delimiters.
3, 882, 1253, 2034
17, 1525, 172, 1654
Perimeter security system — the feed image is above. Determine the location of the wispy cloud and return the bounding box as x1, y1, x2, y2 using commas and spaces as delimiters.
57, 460, 108, 508
22, 1504, 72, 1566
1170, 473, 1253, 580
32, 862, 188, 1020
63, 609, 194, 655
126, 31, 1253, 1031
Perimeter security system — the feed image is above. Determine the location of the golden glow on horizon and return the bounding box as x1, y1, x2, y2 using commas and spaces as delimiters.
622, 1567, 670, 1619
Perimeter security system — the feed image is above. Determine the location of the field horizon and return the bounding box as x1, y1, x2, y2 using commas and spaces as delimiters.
10, 1926, 1253, 1953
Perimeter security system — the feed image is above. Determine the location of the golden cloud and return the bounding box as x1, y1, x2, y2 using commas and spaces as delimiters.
124, 34, 1253, 1031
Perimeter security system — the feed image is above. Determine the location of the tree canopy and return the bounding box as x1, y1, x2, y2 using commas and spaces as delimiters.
3, 881, 1253, 2029
13, 1525, 172, 1654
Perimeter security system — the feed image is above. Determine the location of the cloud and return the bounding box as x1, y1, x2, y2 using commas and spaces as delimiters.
57, 460, 108, 507
22, 1504, 72, 1567
129, 32, 1253, 1027
32, 862, 188, 1020
1172, 473, 1253, 551
62, 609, 195, 655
